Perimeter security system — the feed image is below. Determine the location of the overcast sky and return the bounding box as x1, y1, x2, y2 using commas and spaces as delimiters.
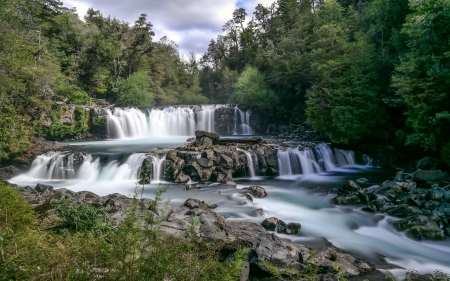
64, 0, 275, 58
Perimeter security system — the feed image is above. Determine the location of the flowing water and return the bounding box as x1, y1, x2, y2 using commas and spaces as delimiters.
9, 106, 450, 279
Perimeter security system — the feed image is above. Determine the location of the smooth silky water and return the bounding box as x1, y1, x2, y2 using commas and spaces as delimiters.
9, 106, 450, 279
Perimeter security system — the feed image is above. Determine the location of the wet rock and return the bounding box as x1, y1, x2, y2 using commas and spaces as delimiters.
244, 193, 253, 202
35, 183, 54, 193
166, 150, 178, 161
397, 181, 417, 192
416, 157, 435, 170
0, 165, 20, 180
285, 222, 301, 234
195, 130, 220, 144
413, 170, 447, 182
333, 195, 360, 205
175, 171, 190, 183
219, 154, 233, 169
387, 204, 423, 218
337, 180, 362, 196
261, 217, 279, 231
225, 181, 237, 187
197, 158, 213, 168
429, 189, 444, 200
243, 186, 268, 198
424, 200, 440, 211
311, 247, 375, 277
394, 215, 445, 241
408, 194, 426, 208
356, 178, 369, 184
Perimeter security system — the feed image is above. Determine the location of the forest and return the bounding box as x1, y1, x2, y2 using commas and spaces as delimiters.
1, 0, 449, 166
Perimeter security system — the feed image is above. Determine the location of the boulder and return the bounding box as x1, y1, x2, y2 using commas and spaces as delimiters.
261, 217, 279, 231
35, 183, 54, 193
424, 200, 440, 211
337, 180, 362, 196
413, 170, 447, 182
225, 181, 237, 187
387, 204, 423, 218
195, 130, 220, 145
394, 215, 445, 241
219, 154, 233, 169
0, 165, 20, 180
416, 157, 435, 170
197, 158, 213, 168
175, 171, 190, 183
166, 150, 178, 161
243, 186, 268, 198
333, 195, 360, 205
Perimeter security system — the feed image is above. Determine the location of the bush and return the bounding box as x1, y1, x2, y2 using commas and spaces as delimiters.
229, 66, 278, 109
116, 72, 155, 107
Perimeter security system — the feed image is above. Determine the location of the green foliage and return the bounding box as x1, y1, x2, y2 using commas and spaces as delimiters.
229, 66, 278, 109
55, 199, 110, 235
116, 72, 154, 107
392, 0, 450, 164
46, 107, 90, 139
0, 105, 31, 161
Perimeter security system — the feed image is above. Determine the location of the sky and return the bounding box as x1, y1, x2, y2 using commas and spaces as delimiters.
63, 0, 275, 58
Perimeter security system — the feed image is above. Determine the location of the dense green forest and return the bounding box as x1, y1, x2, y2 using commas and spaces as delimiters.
0, 0, 449, 165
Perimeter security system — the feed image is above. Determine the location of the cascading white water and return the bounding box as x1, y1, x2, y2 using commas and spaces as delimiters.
233, 106, 253, 135
23, 152, 147, 183
237, 148, 256, 178
106, 105, 235, 139
278, 144, 358, 176
148, 153, 167, 182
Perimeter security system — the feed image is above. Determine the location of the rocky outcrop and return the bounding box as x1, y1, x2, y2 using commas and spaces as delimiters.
333, 173, 450, 241
11, 184, 375, 279
158, 131, 279, 183
0, 165, 20, 180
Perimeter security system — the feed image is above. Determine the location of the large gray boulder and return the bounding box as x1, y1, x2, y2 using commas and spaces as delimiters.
394, 215, 445, 241
244, 186, 268, 198
413, 170, 447, 182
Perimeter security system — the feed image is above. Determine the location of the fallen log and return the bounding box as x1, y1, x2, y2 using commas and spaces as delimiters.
218, 137, 262, 144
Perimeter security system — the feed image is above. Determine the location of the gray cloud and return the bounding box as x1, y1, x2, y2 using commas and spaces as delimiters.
64, 0, 275, 56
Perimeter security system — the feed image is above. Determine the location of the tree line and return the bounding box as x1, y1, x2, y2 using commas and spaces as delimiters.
199, 0, 450, 165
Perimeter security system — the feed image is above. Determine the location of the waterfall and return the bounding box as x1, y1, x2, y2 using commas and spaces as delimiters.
148, 152, 167, 182
105, 105, 235, 139
233, 106, 253, 135
237, 148, 256, 178
24, 152, 147, 182
277, 144, 358, 176
196, 105, 217, 132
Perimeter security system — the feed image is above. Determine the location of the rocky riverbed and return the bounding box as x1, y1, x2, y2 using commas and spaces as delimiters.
6, 181, 377, 280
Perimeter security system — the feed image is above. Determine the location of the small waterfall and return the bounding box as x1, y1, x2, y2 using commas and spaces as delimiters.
106, 108, 148, 139
277, 144, 357, 176
24, 152, 147, 182
196, 105, 218, 132
233, 106, 253, 135
148, 152, 167, 181
147, 107, 196, 136
237, 148, 256, 178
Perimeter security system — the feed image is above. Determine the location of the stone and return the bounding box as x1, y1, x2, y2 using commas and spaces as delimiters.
35, 183, 54, 193
387, 204, 423, 218
166, 150, 178, 161
333, 195, 360, 205
413, 170, 447, 182
394, 215, 445, 241
175, 171, 190, 183
225, 181, 237, 187
416, 157, 434, 170
0, 165, 20, 180
195, 130, 220, 144
219, 154, 233, 169
285, 222, 301, 234
397, 181, 417, 192
337, 180, 362, 196
429, 189, 444, 200
240, 262, 250, 281
197, 158, 213, 168
243, 186, 268, 198
356, 178, 369, 184
424, 200, 440, 211
261, 217, 279, 231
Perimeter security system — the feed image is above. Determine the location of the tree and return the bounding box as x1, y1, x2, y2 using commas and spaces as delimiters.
392, 0, 450, 164
305, 1, 385, 143
229, 66, 278, 108
116, 72, 154, 107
